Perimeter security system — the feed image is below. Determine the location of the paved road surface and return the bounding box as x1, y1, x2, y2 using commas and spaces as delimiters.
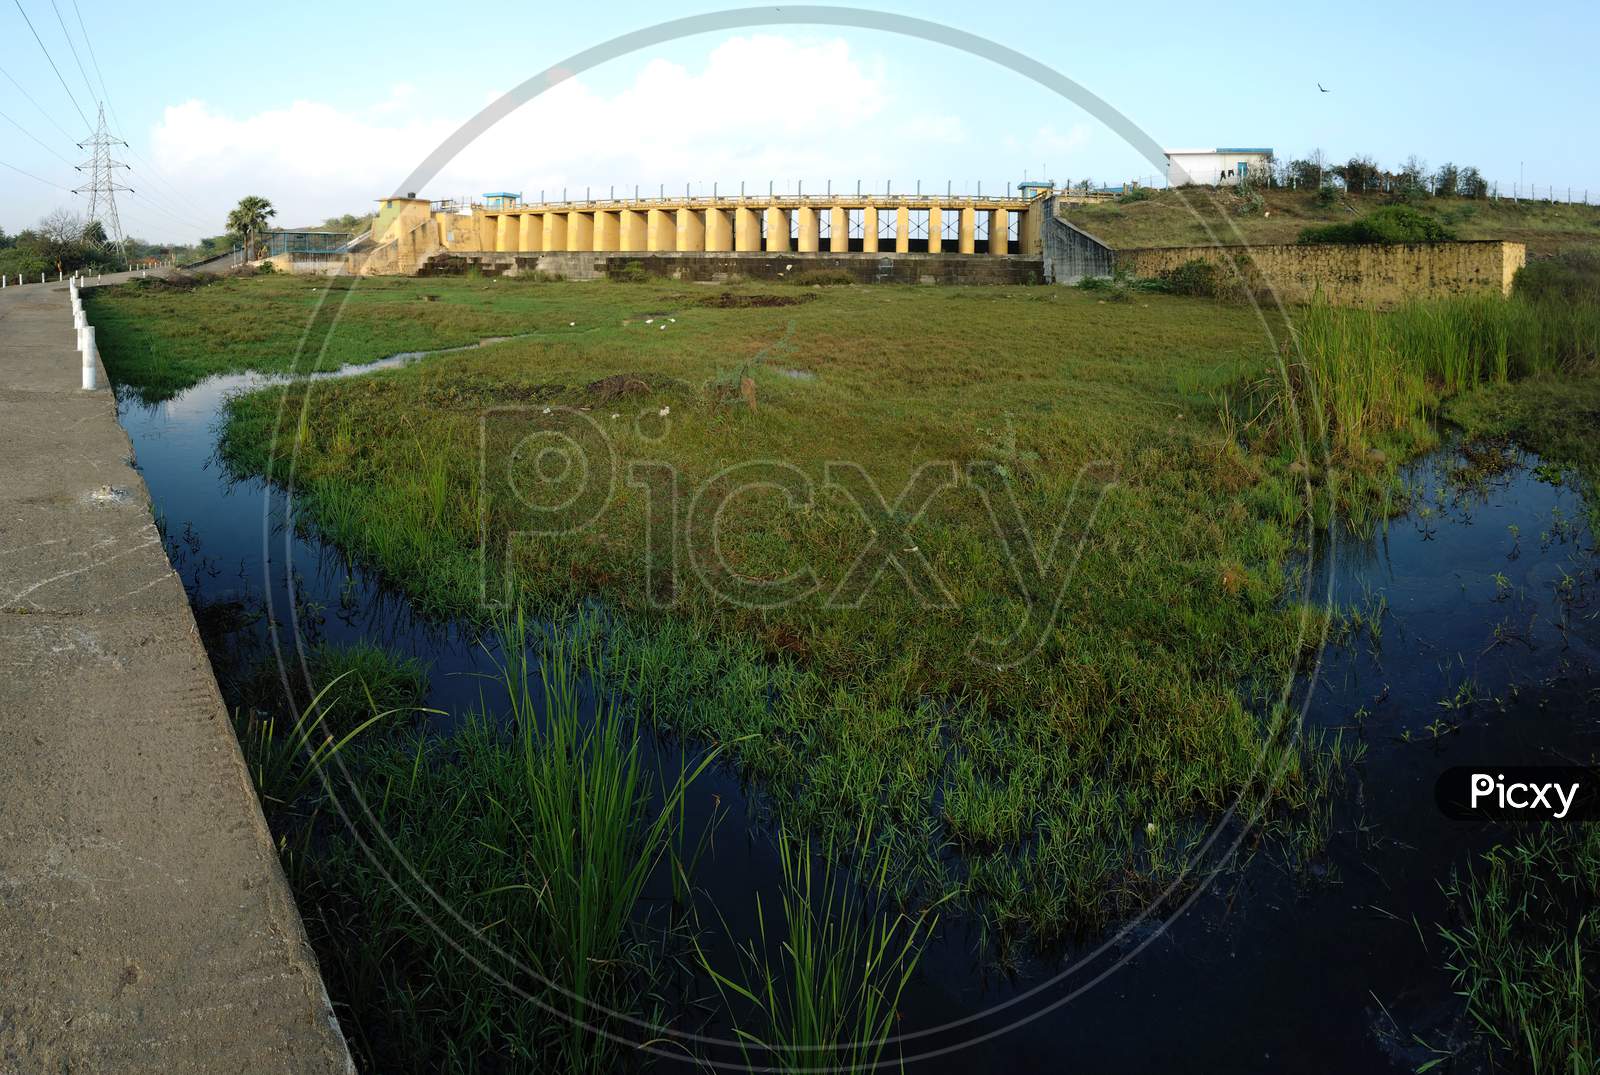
0, 273, 353, 1073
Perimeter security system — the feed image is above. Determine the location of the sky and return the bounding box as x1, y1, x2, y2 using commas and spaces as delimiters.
1, 0, 1596, 244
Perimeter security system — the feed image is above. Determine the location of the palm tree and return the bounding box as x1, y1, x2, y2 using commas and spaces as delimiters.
227, 195, 277, 259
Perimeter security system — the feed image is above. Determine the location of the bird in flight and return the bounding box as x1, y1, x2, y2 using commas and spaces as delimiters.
1318, 82, 1330, 92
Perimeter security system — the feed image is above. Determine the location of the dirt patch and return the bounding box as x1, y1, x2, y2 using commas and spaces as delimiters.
584, 374, 658, 400
696, 291, 815, 309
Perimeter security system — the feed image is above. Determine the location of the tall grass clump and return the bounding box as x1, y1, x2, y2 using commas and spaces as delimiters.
697, 827, 943, 1073
287, 612, 718, 1074
1439, 824, 1598, 1073
1280, 289, 1597, 459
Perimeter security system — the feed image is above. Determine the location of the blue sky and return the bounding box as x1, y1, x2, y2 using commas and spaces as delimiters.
2, 0, 1595, 242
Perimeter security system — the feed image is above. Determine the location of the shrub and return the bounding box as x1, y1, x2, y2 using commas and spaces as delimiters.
614, 259, 650, 283
1115, 186, 1154, 204
1156, 258, 1222, 297
1299, 205, 1456, 245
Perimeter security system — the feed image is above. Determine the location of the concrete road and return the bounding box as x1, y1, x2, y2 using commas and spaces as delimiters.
0, 275, 353, 1073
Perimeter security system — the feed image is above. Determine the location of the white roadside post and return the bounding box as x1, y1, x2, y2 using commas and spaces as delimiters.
81, 326, 97, 391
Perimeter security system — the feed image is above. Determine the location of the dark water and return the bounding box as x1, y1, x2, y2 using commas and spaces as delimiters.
118, 350, 1598, 1073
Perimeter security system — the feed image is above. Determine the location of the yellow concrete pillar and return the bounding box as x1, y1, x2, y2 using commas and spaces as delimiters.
829, 206, 849, 252
543, 211, 567, 252
518, 212, 541, 252
495, 214, 517, 253
619, 209, 646, 251
567, 211, 594, 252
927, 206, 942, 254
705, 208, 732, 251
796, 206, 819, 252
734, 207, 762, 251
765, 206, 790, 252
594, 210, 620, 252
647, 208, 676, 252
676, 207, 705, 251
863, 207, 879, 253
1020, 203, 1042, 256
988, 209, 1008, 254
894, 205, 910, 254
959, 207, 976, 254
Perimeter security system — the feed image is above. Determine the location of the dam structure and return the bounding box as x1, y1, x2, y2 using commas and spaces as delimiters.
347, 186, 1060, 282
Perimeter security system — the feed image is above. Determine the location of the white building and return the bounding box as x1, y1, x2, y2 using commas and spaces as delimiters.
1164, 147, 1274, 187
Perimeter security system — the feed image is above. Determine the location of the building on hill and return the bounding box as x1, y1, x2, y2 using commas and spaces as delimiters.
1165, 148, 1273, 187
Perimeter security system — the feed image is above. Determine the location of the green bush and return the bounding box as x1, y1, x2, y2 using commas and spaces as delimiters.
1115, 186, 1154, 204
1299, 205, 1457, 245
1157, 258, 1222, 297
614, 259, 650, 283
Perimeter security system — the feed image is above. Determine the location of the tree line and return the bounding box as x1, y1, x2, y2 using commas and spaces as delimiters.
1264, 152, 1492, 198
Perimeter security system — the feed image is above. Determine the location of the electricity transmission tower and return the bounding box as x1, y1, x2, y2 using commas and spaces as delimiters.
74, 103, 132, 260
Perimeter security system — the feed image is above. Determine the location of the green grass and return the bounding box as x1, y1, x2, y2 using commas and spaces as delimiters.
1440, 825, 1599, 1073
179, 274, 1335, 938
84, 271, 605, 402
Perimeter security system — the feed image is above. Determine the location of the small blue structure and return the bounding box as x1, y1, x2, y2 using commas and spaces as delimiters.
482, 192, 522, 209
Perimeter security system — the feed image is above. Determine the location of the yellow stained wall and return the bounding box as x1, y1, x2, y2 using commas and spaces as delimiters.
543, 212, 567, 252
595, 211, 620, 252
518, 213, 541, 252
796, 207, 819, 252
829, 206, 849, 252
567, 211, 594, 252
894, 206, 909, 253
927, 206, 941, 254
619, 210, 646, 251
705, 208, 732, 251
959, 208, 975, 254
734, 207, 761, 251
987, 209, 1008, 254
1117, 240, 1525, 309
765, 207, 790, 252
1020, 204, 1042, 256
863, 207, 878, 253
676, 208, 705, 252
647, 208, 676, 251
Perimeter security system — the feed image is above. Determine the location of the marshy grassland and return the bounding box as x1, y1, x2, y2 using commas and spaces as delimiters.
88, 257, 1599, 1072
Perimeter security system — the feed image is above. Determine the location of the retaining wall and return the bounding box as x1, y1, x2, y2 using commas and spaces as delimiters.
1116, 239, 1525, 308
419, 251, 1045, 285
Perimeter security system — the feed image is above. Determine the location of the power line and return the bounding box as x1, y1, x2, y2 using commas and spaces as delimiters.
0, 59, 75, 141
69, 0, 116, 129
0, 107, 73, 163
0, 157, 70, 190
47, 0, 96, 106
11, 0, 89, 130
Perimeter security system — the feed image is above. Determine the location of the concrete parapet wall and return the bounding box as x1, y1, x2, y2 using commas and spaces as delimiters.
1116, 239, 1525, 308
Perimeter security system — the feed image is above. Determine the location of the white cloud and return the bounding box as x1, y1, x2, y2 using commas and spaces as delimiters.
146, 34, 972, 233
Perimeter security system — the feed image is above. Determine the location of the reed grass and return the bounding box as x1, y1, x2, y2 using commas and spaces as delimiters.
1439, 824, 1598, 1073
696, 826, 943, 1073
1282, 292, 1594, 461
